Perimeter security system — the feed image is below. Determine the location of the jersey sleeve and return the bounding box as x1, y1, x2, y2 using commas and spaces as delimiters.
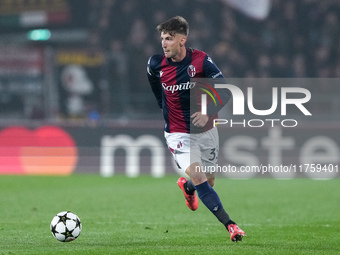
147, 56, 163, 109
202, 55, 232, 116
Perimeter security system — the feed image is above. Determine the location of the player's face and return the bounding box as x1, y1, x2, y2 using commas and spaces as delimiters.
161, 32, 186, 62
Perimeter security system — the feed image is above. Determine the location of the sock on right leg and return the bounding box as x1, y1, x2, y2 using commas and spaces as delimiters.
195, 181, 235, 228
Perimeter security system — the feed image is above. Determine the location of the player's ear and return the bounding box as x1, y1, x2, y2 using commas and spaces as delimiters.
180, 36, 187, 46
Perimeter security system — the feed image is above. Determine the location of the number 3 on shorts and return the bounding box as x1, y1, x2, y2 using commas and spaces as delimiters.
209, 148, 217, 161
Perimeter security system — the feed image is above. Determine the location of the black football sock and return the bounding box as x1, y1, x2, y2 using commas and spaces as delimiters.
195, 181, 235, 228
223, 219, 237, 230
183, 179, 196, 195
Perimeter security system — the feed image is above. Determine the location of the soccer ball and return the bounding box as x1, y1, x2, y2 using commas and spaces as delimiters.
50, 211, 82, 242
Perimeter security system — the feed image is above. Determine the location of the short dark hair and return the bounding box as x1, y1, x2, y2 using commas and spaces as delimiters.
156, 16, 189, 36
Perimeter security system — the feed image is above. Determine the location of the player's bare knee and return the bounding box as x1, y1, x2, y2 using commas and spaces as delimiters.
190, 177, 207, 186
186, 162, 203, 176
186, 163, 207, 186
208, 178, 215, 187
188, 173, 207, 186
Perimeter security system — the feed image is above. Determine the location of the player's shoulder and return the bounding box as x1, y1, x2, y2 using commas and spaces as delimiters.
189, 48, 219, 66
189, 48, 223, 78
148, 54, 164, 68
189, 48, 208, 59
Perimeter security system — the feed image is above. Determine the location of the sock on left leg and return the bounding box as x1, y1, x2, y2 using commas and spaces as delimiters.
183, 179, 196, 195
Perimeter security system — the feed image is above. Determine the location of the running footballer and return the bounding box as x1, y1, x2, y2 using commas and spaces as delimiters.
147, 16, 246, 242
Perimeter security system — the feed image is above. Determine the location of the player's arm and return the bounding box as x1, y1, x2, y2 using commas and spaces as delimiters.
147, 56, 163, 109
203, 55, 231, 117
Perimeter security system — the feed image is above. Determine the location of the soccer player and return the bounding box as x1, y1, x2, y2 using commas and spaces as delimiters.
147, 16, 246, 242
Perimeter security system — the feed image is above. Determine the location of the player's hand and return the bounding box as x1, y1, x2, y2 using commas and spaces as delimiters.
191, 112, 209, 127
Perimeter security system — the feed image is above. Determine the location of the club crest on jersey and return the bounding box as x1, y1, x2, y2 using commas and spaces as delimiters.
187, 65, 196, 77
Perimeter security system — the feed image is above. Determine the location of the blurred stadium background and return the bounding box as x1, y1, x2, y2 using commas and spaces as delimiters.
0, 0, 339, 177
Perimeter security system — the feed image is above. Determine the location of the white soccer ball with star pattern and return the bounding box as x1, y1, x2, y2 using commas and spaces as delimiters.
50, 211, 82, 242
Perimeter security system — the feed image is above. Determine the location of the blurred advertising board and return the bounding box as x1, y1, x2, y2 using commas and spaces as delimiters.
0, 46, 45, 118
0, 0, 89, 31
54, 49, 105, 118
0, 122, 339, 179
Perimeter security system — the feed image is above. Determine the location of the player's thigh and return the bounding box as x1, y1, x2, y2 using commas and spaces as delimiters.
202, 157, 217, 187
200, 128, 219, 167
164, 132, 201, 172
200, 128, 219, 186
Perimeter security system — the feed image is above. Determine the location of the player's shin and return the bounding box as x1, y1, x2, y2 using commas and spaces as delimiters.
195, 181, 235, 228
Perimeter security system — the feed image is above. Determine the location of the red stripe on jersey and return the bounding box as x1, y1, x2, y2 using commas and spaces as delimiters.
160, 58, 187, 133
190, 50, 205, 78
189, 50, 218, 133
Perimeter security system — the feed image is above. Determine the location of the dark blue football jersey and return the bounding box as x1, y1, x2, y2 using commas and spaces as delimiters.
147, 48, 230, 133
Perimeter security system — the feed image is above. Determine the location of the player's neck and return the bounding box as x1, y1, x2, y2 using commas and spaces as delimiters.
171, 47, 187, 62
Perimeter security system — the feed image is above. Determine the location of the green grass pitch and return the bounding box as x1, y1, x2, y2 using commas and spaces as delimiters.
0, 175, 339, 255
